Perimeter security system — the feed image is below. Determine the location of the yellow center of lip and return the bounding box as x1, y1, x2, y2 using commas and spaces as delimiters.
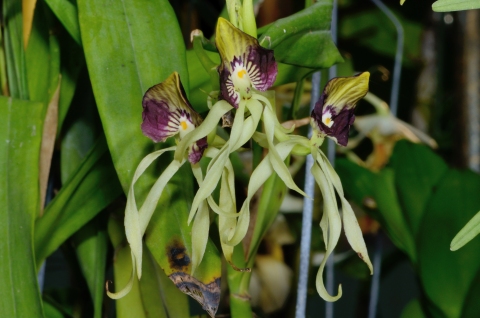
325, 118, 331, 125
180, 121, 188, 130
238, 69, 247, 79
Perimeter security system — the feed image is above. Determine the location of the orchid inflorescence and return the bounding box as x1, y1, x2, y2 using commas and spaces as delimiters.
112, 16, 373, 302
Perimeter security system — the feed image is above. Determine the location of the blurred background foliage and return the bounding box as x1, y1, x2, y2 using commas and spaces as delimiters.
1, 0, 480, 317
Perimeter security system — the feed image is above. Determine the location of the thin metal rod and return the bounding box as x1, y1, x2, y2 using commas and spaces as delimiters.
368, 233, 383, 318
367, 0, 404, 316
325, 0, 338, 316
371, 0, 404, 116
295, 71, 321, 318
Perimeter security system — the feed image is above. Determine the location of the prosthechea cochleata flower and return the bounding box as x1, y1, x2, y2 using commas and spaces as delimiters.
249, 72, 374, 301
108, 72, 212, 298
182, 17, 307, 266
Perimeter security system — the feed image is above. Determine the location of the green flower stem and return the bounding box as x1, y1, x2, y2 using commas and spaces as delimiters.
241, 0, 257, 38
228, 245, 255, 318
191, 31, 220, 91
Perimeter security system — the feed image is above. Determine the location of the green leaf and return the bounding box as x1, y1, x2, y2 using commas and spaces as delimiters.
3, 0, 29, 99
35, 137, 122, 263
0, 96, 44, 316
45, 0, 82, 45
461, 267, 480, 317
257, 0, 342, 69
73, 217, 108, 318
57, 36, 84, 134
432, 0, 480, 12
400, 298, 427, 318
339, 9, 422, 67
43, 299, 69, 318
417, 169, 480, 317
78, 0, 189, 192
451, 210, 480, 251
60, 73, 102, 183
26, 0, 60, 105
388, 141, 448, 238
140, 247, 190, 318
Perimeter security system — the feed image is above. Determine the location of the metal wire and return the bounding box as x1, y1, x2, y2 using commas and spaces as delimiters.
325, 0, 338, 316
367, 1, 404, 317
371, 0, 404, 117
295, 71, 321, 318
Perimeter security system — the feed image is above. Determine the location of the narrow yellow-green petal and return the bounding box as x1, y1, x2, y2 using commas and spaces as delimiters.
451, 210, 480, 251
311, 164, 342, 302
124, 146, 176, 280
318, 151, 373, 274
191, 200, 210, 275
107, 251, 136, 299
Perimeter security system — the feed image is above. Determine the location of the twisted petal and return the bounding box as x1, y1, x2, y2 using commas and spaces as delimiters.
311, 72, 370, 146
216, 17, 277, 108
142, 72, 207, 163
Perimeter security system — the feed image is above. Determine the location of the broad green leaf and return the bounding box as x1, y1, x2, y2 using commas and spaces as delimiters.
73, 217, 108, 318
43, 299, 68, 318
336, 159, 416, 261
57, 35, 84, 134
26, 0, 60, 105
417, 169, 480, 317
432, 0, 480, 11
60, 73, 102, 182
3, 0, 29, 99
0, 96, 44, 316
45, 0, 81, 45
461, 267, 480, 317
78, 0, 189, 192
451, 210, 480, 251
257, 0, 342, 69
339, 9, 422, 67
35, 137, 122, 263
389, 141, 448, 238
140, 247, 190, 318
400, 298, 427, 318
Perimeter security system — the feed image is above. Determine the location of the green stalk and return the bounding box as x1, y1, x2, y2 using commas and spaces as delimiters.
241, 0, 257, 38
191, 31, 219, 91
228, 244, 254, 318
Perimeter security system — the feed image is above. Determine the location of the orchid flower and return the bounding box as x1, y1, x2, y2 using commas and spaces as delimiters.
182, 17, 306, 267
246, 73, 374, 301
108, 72, 213, 298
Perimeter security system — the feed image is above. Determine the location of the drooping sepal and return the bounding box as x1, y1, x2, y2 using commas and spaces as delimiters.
141, 72, 207, 163
216, 17, 277, 108
311, 72, 370, 146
